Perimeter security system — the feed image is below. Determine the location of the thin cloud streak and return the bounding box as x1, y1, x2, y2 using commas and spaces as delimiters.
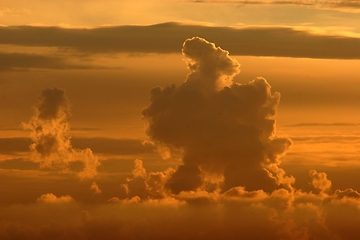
1, 23, 360, 59
0, 52, 113, 71
191, 0, 360, 12
0, 137, 155, 156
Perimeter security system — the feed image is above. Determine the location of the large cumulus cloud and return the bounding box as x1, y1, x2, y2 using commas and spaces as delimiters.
142, 37, 292, 194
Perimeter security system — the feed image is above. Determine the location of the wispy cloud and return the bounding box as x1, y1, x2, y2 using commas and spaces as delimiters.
191, 0, 360, 12
0, 52, 111, 71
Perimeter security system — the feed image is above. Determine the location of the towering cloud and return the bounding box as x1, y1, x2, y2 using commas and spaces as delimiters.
142, 37, 292, 194
23, 88, 100, 180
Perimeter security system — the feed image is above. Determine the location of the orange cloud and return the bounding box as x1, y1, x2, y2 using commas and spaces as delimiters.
36, 193, 74, 203
142, 37, 292, 194
23, 88, 100, 180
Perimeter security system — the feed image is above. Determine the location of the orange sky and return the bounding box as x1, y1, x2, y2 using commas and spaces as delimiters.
1, 1, 360, 239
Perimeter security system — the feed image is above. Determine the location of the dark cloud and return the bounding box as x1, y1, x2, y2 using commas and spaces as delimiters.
0, 52, 102, 71
142, 37, 292, 194
191, 0, 360, 11
2, 180, 360, 240
1, 23, 360, 59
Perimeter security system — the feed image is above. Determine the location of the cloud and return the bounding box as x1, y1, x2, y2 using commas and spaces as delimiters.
0, 52, 104, 71
22, 88, 100, 180
121, 159, 172, 199
70, 138, 155, 156
36, 193, 74, 203
191, 0, 360, 12
142, 37, 292, 194
1, 23, 360, 59
0, 158, 39, 170
309, 169, 332, 193
90, 182, 102, 195
2, 183, 360, 239
0, 137, 155, 156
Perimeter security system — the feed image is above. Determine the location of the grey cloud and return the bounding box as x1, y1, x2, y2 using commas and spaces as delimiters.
1, 23, 360, 59
0, 52, 100, 71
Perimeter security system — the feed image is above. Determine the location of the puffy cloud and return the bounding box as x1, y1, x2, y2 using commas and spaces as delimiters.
309, 169, 332, 193
121, 159, 172, 200
36, 193, 74, 203
333, 188, 360, 199
90, 182, 102, 195
2, 184, 360, 239
142, 37, 292, 194
23, 88, 100, 180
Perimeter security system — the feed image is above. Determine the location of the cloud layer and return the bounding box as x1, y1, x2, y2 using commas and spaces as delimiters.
193, 0, 360, 12
1, 23, 360, 60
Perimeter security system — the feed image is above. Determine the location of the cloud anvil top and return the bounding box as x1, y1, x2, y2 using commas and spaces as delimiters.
1, 23, 360, 59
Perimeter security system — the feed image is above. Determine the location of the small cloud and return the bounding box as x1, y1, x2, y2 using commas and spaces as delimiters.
36, 193, 74, 203
90, 182, 102, 195
23, 88, 100, 180
309, 170, 332, 193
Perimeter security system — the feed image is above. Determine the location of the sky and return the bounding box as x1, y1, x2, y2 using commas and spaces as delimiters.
1, 0, 360, 239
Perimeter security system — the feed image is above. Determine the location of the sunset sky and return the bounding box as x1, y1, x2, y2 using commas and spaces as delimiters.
1, 1, 360, 239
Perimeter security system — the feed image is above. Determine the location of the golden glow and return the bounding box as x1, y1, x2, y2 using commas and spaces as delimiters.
1, 1, 360, 238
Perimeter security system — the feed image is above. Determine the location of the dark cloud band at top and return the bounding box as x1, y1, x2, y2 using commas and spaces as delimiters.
1, 22, 360, 59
